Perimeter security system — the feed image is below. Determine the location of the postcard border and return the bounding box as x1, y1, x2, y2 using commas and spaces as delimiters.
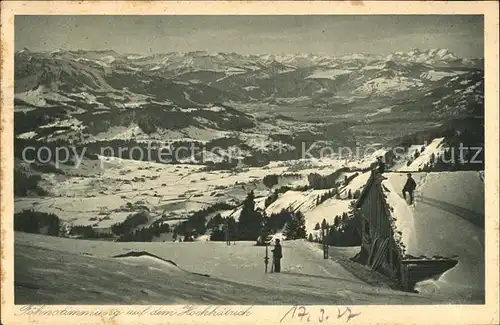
1, 1, 499, 325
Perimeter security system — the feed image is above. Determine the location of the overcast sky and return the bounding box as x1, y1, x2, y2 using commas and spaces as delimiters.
15, 15, 484, 58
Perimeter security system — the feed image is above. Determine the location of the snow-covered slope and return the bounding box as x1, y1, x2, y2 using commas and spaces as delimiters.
338, 171, 372, 199
305, 69, 353, 80
420, 70, 468, 81
302, 198, 354, 235
397, 138, 446, 172
15, 231, 458, 304
265, 189, 327, 215
355, 77, 424, 96
381, 171, 484, 299
219, 197, 267, 221
265, 189, 355, 234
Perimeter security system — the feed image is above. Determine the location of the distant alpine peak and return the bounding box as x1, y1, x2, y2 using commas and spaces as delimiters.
338, 53, 378, 60
428, 48, 454, 57
385, 48, 463, 64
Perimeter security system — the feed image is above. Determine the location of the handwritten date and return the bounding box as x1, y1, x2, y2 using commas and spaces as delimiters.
280, 305, 360, 323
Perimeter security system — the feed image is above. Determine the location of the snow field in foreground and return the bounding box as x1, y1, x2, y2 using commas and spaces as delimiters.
15, 232, 456, 304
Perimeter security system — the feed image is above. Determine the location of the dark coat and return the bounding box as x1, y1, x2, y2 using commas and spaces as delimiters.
377, 161, 386, 173
403, 177, 417, 191
272, 244, 282, 259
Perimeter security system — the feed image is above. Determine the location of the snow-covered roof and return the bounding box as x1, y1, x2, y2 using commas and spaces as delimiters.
381, 171, 484, 293
382, 171, 484, 257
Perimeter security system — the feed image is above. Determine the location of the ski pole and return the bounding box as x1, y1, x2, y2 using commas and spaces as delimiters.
264, 242, 269, 273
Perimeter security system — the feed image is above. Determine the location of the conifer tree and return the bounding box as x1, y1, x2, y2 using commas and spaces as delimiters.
321, 218, 328, 230
238, 191, 262, 240
334, 215, 341, 227
296, 211, 307, 239
283, 211, 307, 240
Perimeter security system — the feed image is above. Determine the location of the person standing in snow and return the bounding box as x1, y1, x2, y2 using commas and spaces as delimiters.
402, 173, 417, 204
271, 239, 283, 273
376, 156, 385, 174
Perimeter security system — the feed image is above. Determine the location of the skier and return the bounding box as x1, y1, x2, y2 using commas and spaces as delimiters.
271, 239, 283, 273
402, 173, 417, 204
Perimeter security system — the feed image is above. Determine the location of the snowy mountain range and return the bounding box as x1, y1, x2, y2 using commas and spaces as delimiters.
14, 48, 484, 156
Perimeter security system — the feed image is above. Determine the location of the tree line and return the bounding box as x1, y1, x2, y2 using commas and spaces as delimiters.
14, 210, 60, 236
308, 201, 361, 246
202, 191, 308, 244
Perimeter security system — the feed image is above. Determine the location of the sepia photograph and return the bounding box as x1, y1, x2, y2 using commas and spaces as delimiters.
1, 3, 498, 324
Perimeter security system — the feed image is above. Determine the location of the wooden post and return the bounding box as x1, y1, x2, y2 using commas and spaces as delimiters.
234, 223, 237, 245
225, 219, 230, 246
401, 264, 409, 292
322, 227, 328, 259
321, 224, 328, 260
